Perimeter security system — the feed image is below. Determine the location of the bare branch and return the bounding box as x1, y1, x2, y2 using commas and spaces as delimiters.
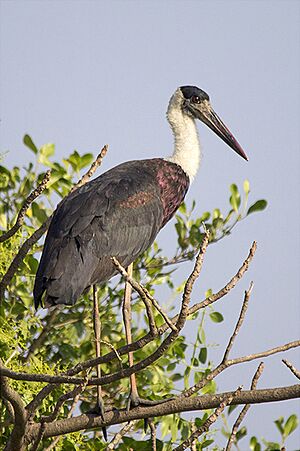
70, 145, 108, 193
148, 419, 157, 451
282, 359, 300, 380
222, 282, 254, 363
177, 232, 209, 328
0, 146, 108, 301
24, 384, 300, 443
106, 420, 136, 450
181, 340, 300, 398
2, 339, 300, 387
189, 241, 257, 313
225, 363, 264, 451
112, 256, 176, 332
174, 387, 242, 451
0, 170, 51, 243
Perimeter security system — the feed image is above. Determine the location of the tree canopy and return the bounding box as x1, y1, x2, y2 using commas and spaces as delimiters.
0, 136, 298, 451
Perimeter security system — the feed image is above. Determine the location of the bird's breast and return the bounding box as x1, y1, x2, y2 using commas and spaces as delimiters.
155, 159, 190, 227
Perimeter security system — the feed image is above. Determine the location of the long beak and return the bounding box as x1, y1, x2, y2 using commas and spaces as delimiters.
195, 102, 248, 161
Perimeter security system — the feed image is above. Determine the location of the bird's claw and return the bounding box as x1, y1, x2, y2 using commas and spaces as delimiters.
86, 401, 107, 441
126, 394, 173, 433
127, 394, 174, 411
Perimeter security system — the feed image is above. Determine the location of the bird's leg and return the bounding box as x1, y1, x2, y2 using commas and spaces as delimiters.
123, 264, 172, 411
122, 263, 140, 409
92, 285, 107, 440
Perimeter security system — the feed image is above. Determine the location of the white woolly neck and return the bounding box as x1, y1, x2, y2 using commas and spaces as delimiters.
165, 88, 201, 181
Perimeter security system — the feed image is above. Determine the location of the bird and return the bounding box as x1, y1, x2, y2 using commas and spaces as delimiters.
33, 85, 248, 308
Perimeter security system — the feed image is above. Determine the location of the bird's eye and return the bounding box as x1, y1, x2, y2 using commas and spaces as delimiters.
191, 95, 201, 104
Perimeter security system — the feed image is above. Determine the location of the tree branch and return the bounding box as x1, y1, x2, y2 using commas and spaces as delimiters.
282, 359, 300, 380
106, 420, 136, 450
174, 387, 242, 451
225, 363, 264, 451
222, 282, 253, 362
1, 340, 299, 387
112, 256, 177, 332
0, 361, 27, 451
0, 170, 51, 243
24, 384, 300, 443
70, 145, 108, 193
0, 146, 108, 301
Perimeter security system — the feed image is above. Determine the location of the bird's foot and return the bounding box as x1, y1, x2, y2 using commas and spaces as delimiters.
126, 392, 174, 410
86, 400, 107, 441
126, 393, 173, 432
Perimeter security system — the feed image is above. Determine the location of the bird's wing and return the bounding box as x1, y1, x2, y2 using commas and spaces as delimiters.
34, 161, 164, 307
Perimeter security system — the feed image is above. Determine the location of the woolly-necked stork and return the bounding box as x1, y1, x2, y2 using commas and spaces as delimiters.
34, 85, 247, 308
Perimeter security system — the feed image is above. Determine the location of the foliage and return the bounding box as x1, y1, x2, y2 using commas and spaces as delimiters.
0, 135, 297, 450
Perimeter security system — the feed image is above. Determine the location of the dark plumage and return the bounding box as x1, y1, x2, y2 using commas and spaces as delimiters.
34, 159, 189, 307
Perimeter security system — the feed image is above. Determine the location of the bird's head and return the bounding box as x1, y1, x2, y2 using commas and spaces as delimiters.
168, 85, 248, 161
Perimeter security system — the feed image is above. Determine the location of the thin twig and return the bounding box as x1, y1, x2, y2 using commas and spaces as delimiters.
2, 340, 300, 387
100, 340, 123, 368
0, 145, 108, 301
174, 387, 243, 451
148, 419, 157, 451
112, 257, 176, 332
70, 145, 108, 192
44, 375, 90, 451
282, 359, 300, 380
106, 420, 136, 450
0, 170, 51, 243
176, 232, 209, 329
222, 282, 254, 362
225, 363, 264, 451
182, 282, 254, 398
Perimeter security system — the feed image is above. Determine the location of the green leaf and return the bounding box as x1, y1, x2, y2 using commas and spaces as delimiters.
200, 211, 210, 222
40, 143, 55, 158
213, 208, 222, 219
23, 134, 39, 154
243, 179, 250, 195
205, 288, 212, 298
31, 202, 48, 224
264, 442, 281, 451
283, 414, 298, 438
230, 183, 239, 196
184, 366, 191, 388
229, 184, 241, 212
178, 203, 187, 214
247, 199, 267, 215
199, 347, 207, 364
274, 416, 284, 435
79, 153, 94, 170
250, 436, 261, 451
236, 426, 247, 441
209, 311, 224, 323
228, 404, 238, 415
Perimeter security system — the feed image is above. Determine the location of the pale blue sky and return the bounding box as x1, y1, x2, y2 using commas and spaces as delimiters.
1, 0, 299, 447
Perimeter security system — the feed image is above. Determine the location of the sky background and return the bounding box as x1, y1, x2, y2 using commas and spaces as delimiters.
1, 0, 299, 448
